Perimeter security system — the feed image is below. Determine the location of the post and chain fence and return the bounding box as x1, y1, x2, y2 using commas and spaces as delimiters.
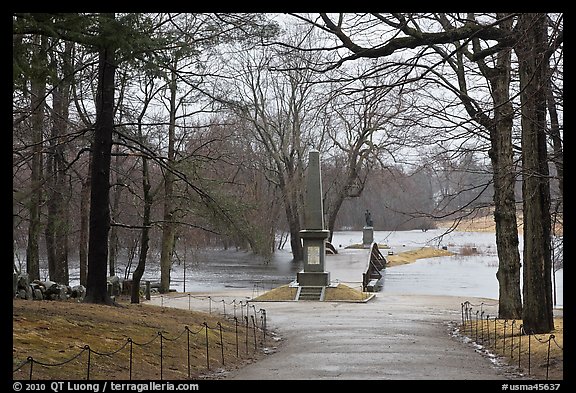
460, 301, 563, 380
13, 295, 268, 380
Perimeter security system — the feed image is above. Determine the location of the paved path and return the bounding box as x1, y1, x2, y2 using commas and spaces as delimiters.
148, 249, 521, 380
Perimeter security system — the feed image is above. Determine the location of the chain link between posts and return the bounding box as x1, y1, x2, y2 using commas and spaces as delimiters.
13, 295, 268, 380
460, 301, 562, 380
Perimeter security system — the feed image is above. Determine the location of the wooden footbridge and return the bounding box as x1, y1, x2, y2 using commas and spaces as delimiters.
362, 243, 387, 292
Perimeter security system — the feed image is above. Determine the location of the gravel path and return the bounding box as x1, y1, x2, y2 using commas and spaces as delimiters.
148, 249, 524, 380
150, 291, 519, 380
221, 293, 518, 380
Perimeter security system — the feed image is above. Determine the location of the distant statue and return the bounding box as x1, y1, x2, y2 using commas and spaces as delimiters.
364, 209, 373, 227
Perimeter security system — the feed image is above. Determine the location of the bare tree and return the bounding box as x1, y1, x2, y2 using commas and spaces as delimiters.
83, 13, 117, 305
158, 60, 178, 293
319, 71, 406, 240
219, 28, 325, 261
131, 94, 161, 304
426, 13, 523, 319
25, 35, 47, 282
290, 12, 562, 332
148, 13, 283, 289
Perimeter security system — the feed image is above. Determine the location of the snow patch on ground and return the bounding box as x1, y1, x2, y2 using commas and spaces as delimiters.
448, 321, 528, 379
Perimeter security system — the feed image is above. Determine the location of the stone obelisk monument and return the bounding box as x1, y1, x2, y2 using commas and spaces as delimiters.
296, 150, 331, 287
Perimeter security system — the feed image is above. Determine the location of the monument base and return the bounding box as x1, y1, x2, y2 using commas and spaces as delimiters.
363, 226, 374, 246
296, 271, 331, 287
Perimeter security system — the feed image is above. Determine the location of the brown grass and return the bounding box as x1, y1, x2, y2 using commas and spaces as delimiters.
435, 208, 563, 236
459, 244, 480, 256
252, 285, 298, 301
437, 213, 499, 233
324, 284, 370, 301
252, 283, 371, 302
12, 297, 266, 380
463, 317, 563, 380
344, 243, 390, 249
386, 246, 454, 267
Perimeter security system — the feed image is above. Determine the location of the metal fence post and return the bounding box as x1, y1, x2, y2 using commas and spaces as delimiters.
204, 322, 210, 370
159, 332, 163, 380
85, 345, 91, 380
128, 338, 133, 380
218, 322, 224, 366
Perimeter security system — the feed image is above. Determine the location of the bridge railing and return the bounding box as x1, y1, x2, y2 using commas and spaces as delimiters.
362, 243, 387, 291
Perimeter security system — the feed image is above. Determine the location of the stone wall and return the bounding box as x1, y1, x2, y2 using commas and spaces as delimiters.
13, 273, 85, 301
13, 273, 155, 301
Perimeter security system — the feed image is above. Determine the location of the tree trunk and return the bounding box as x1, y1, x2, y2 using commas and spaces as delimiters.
491, 110, 523, 319
84, 13, 116, 305
159, 65, 177, 293
485, 19, 523, 320
45, 41, 72, 285
287, 203, 303, 261
159, 173, 176, 293
515, 13, 554, 334
26, 34, 46, 282
545, 64, 563, 215
79, 168, 90, 287
452, 13, 523, 319
324, 160, 365, 243
279, 175, 303, 261
325, 195, 343, 244
277, 160, 304, 262
44, 108, 70, 284
325, 175, 354, 243
108, 149, 123, 277
132, 155, 151, 304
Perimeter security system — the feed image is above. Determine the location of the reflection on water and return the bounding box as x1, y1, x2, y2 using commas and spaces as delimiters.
61, 248, 303, 294
166, 249, 302, 293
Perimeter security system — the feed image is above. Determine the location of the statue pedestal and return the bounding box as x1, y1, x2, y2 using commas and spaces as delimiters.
297, 229, 331, 286
296, 270, 331, 286
363, 226, 374, 247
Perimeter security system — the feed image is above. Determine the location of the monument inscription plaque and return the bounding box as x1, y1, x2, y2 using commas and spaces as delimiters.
307, 246, 320, 264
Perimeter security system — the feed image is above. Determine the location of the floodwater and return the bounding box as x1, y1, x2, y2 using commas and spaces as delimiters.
60, 248, 302, 295
158, 248, 302, 294
332, 229, 563, 308
57, 229, 563, 308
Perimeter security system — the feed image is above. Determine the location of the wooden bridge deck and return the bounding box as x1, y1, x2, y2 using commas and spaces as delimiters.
324, 245, 386, 292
